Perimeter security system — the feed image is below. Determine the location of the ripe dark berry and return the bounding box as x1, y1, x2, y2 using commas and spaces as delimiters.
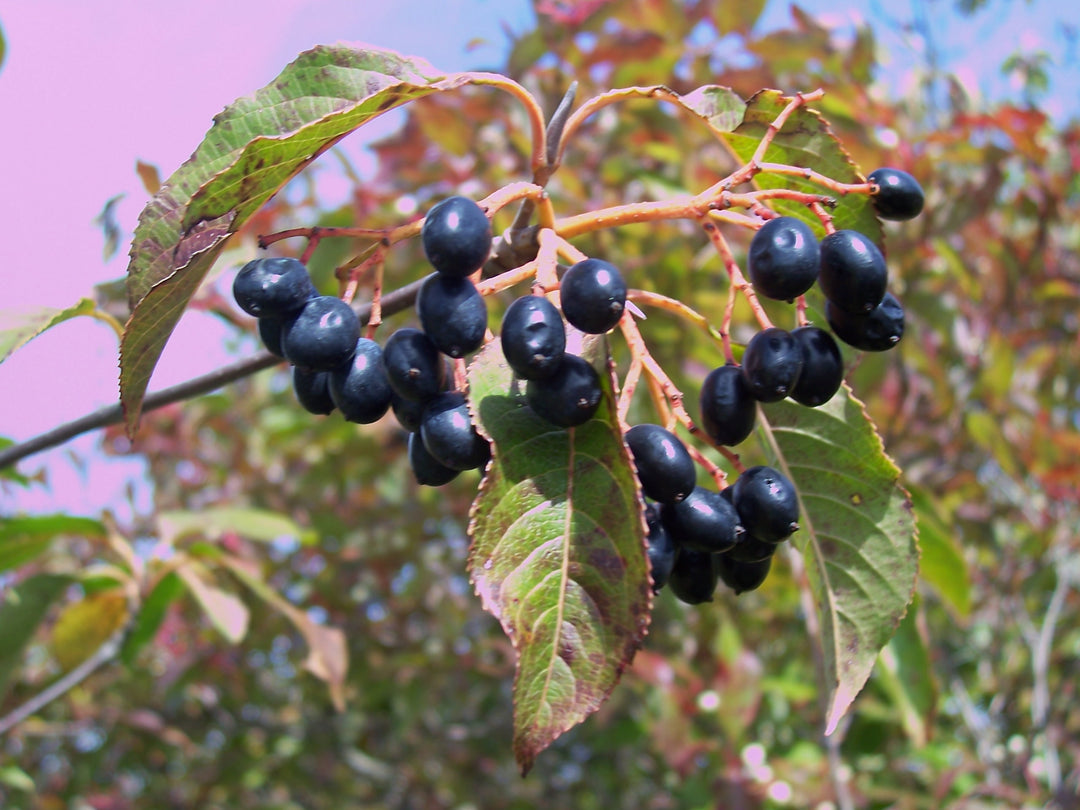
525, 353, 602, 428
382, 328, 446, 402
644, 503, 676, 593
667, 548, 718, 604
826, 291, 905, 352
258, 317, 287, 358
789, 325, 844, 406
421, 196, 492, 277
292, 367, 335, 415
500, 295, 567, 380
420, 391, 491, 472
660, 485, 742, 554
328, 338, 393, 424
818, 230, 888, 314
715, 554, 772, 594
233, 257, 316, 318
417, 275, 488, 358
408, 431, 461, 487
625, 424, 696, 504
868, 167, 924, 221
741, 327, 804, 403
282, 295, 362, 371
559, 258, 627, 334
747, 216, 821, 301
732, 466, 800, 543
699, 364, 757, 446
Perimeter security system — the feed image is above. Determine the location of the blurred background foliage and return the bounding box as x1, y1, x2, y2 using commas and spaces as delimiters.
1, 0, 1078, 808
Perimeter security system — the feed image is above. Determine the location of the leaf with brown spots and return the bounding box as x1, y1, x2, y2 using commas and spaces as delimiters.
120, 45, 471, 434
467, 335, 651, 775
757, 385, 918, 734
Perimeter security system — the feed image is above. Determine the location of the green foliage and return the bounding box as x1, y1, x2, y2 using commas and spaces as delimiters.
0, 299, 97, 366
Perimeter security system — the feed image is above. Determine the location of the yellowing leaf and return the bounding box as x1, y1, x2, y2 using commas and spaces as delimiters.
51, 591, 129, 671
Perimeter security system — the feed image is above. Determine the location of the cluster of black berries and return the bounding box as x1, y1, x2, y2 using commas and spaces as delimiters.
699, 167, 923, 449
232, 195, 497, 487
622, 423, 798, 602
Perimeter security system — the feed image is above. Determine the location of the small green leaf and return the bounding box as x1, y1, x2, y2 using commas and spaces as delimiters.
758, 386, 918, 735
176, 561, 249, 644
908, 486, 971, 618
674, 85, 747, 135
0, 574, 72, 701
0, 299, 97, 366
50, 590, 130, 670
158, 506, 316, 546
721, 90, 882, 246
121, 571, 185, 665
0, 514, 106, 573
0, 765, 35, 793
120, 45, 457, 433
467, 336, 651, 775
875, 595, 936, 746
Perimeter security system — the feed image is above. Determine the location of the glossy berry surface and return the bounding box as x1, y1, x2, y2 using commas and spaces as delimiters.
382, 328, 446, 402
328, 338, 393, 424
525, 353, 602, 428
699, 364, 757, 446
625, 424, 696, 504
408, 431, 461, 487
417, 275, 488, 358
559, 258, 627, 334
747, 216, 821, 301
715, 554, 772, 594
789, 325, 844, 406
818, 230, 888, 314
420, 391, 491, 472
741, 327, 804, 403
233, 257, 316, 318
421, 196, 492, 277
660, 485, 742, 554
732, 465, 800, 543
292, 367, 335, 415
868, 167, 924, 221
500, 295, 567, 380
644, 503, 676, 593
826, 291, 905, 352
667, 548, 718, 604
282, 295, 361, 371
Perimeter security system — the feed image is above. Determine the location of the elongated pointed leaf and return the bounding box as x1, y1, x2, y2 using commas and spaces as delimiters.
159, 506, 317, 547
0, 299, 97, 366
50, 590, 130, 670
722, 90, 882, 244
757, 386, 918, 734
0, 514, 106, 573
0, 574, 72, 701
120, 45, 460, 433
467, 337, 651, 775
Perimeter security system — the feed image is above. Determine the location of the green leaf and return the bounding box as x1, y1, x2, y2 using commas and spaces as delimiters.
176, 561, 249, 644
467, 336, 651, 775
875, 594, 936, 746
120, 45, 458, 433
50, 590, 130, 670
0, 574, 72, 701
758, 386, 918, 734
0, 298, 97, 366
721, 90, 882, 246
674, 85, 747, 135
908, 485, 971, 618
0, 765, 35, 793
0, 514, 106, 573
121, 571, 185, 665
158, 506, 317, 546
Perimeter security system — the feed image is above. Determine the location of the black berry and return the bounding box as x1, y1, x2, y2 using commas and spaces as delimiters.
421, 196, 492, 277
525, 353, 602, 428
559, 258, 627, 334
420, 391, 491, 472
382, 327, 446, 402
747, 216, 820, 301
644, 503, 676, 593
699, 364, 757, 446
732, 466, 800, 543
417, 275, 488, 358
826, 291, 905, 352
292, 367, 335, 415
715, 554, 772, 594
408, 431, 461, 487
741, 327, 804, 403
625, 424, 696, 504
233, 257, 316, 318
258, 317, 287, 358
818, 230, 888, 315
868, 167, 924, 221
660, 485, 742, 554
282, 295, 362, 371
667, 548, 718, 604
500, 295, 567, 380
789, 325, 844, 406
328, 338, 393, 424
